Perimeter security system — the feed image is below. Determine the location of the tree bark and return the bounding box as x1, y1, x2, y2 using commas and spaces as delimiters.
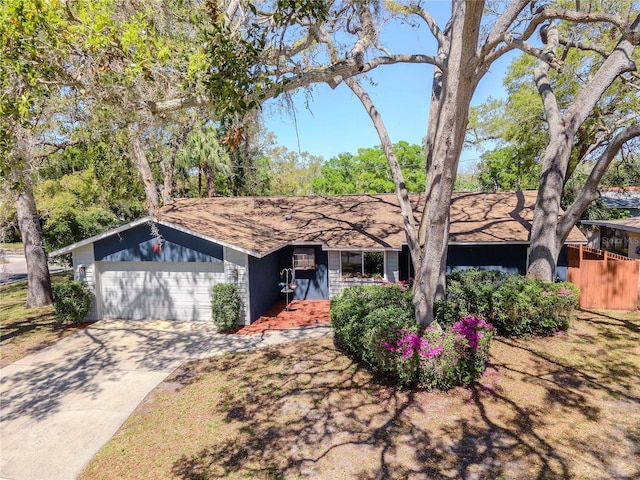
201, 162, 217, 197
127, 124, 160, 217
15, 170, 53, 308
527, 14, 640, 280
414, 0, 485, 325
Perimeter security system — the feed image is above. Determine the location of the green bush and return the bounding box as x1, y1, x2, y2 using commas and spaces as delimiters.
52, 281, 92, 324
434, 268, 580, 337
493, 278, 579, 336
365, 316, 495, 390
331, 284, 495, 390
331, 284, 414, 359
434, 269, 507, 326
211, 283, 242, 331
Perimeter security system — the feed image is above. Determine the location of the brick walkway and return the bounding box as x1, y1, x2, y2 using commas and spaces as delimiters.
235, 300, 331, 335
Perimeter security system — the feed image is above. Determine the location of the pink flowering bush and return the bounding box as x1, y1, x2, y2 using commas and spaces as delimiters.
367, 315, 494, 390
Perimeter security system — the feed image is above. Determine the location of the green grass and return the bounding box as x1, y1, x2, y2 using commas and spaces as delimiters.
0, 242, 24, 251
0, 271, 75, 367
81, 309, 640, 480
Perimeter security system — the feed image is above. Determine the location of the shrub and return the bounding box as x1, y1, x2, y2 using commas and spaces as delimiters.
211, 283, 241, 331
367, 315, 495, 390
434, 269, 507, 326
492, 278, 579, 336
434, 268, 580, 337
331, 284, 414, 358
52, 281, 92, 324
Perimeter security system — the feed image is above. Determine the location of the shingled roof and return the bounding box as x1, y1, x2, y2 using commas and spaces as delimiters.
157, 191, 587, 257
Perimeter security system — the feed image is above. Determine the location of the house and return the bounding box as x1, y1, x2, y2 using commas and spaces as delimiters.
581, 216, 640, 260
49, 191, 587, 325
599, 187, 640, 217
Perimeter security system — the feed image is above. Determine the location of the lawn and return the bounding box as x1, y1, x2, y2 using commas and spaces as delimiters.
0, 272, 76, 367
81, 309, 640, 480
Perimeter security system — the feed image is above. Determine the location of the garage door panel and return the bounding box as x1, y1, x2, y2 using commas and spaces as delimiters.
99, 262, 225, 321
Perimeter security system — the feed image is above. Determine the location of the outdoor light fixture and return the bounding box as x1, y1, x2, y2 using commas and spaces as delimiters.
76, 264, 86, 280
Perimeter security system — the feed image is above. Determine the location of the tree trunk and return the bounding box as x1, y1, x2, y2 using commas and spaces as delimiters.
127, 124, 160, 216
162, 122, 195, 205
201, 162, 217, 197
15, 170, 53, 308
527, 14, 639, 280
415, 0, 485, 325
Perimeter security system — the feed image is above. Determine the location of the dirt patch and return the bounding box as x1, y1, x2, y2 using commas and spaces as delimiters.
81, 309, 640, 479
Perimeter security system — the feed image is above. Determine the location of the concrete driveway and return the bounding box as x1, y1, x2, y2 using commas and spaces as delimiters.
0, 319, 332, 480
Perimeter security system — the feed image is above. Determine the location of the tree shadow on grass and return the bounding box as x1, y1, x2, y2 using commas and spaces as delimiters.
166, 310, 640, 479
166, 329, 635, 480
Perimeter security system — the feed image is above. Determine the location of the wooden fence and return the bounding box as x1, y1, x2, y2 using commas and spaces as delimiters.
566, 244, 639, 310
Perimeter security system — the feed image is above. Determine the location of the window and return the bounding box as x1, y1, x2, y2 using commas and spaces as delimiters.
341, 251, 384, 278
293, 248, 315, 270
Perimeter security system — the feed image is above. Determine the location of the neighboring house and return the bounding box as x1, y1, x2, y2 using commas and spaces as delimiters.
50, 191, 587, 325
581, 217, 640, 260
599, 187, 640, 217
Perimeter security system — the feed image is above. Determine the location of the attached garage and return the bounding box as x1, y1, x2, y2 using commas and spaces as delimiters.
98, 262, 224, 321
53, 219, 251, 324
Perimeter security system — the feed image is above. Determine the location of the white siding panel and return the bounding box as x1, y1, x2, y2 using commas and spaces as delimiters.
385, 251, 399, 283
224, 248, 250, 325
72, 245, 97, 321
99, 262, 224, 321
328, 251, 341, 298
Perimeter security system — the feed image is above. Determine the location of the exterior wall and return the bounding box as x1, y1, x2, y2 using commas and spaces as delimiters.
248, 246, 329, 323
385, 251, 399, 283
399, 244, 529, 280
94, 224, 223, 263
328, 250, 394, 299
72, 244, 98, 321
629, 232, 640, 260
279, 246, 329, 300
584, 226, 600, 250
224, 247, 250, 325
248, 251, 281, 324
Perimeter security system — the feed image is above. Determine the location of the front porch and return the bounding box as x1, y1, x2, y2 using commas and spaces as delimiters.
236, 300, 331, 335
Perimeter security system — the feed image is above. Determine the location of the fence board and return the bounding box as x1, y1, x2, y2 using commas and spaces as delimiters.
567, 244, 639, 310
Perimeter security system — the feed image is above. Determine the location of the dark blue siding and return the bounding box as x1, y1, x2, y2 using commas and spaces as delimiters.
399, 244, 528, 279
94, 224, 223, 262
248, 252, 281, 323
446, 244, 527, 275
278, 246, 329, 300
247, 245, 329, 322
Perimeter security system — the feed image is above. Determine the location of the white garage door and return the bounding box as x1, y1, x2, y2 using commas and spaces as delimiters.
99, 262, 225, 321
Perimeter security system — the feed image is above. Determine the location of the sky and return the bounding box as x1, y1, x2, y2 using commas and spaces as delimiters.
261, 4, 519, 172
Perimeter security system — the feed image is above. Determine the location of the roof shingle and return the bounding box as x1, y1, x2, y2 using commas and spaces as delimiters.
157, 191, 586, 257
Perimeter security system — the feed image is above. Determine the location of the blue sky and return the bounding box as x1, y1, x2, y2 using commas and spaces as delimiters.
262, 6, 519, 172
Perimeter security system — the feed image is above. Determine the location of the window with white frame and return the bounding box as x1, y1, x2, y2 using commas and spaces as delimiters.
341, 251, 384, 278
293, 247, 315, 270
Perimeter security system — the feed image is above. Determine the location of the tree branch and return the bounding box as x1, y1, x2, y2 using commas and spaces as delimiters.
557, 122, 640, 246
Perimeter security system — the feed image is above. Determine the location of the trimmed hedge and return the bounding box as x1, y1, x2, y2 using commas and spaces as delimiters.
434, 268, 579, 336
330, 283, 414, 362
211, 283, 242, 331
52, 280, 92, 324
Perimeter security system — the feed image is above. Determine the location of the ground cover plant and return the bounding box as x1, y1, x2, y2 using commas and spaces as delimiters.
80, 309, 640, 479
0, 271, 82, 367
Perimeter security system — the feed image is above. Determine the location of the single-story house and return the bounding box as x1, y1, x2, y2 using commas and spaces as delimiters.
50, 191, 587, 325
581, 216, 640, 260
